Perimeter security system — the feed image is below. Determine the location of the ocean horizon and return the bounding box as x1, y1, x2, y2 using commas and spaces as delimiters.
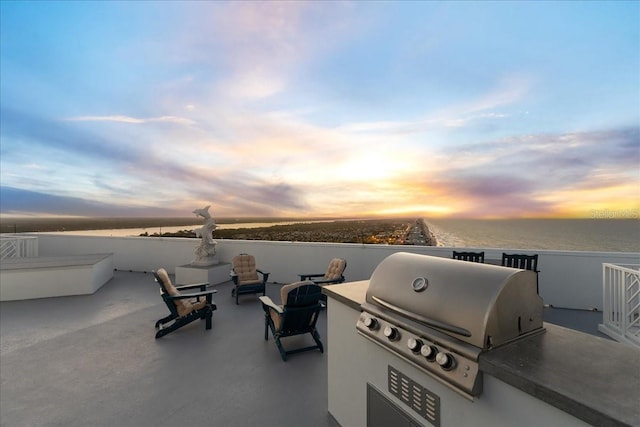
426, 218, 639, 253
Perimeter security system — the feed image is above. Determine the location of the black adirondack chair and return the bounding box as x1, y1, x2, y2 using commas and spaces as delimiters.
231, 253, 269, 305
452, 251, 485, 263
153, 268, 217, 338
259, 281, 324, 361
501, 253, 540, 294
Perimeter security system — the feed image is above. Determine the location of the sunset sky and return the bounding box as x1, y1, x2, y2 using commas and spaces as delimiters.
1, 1, 638, 219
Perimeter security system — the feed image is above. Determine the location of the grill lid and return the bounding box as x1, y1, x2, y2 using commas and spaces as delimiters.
365, 252, 543, 350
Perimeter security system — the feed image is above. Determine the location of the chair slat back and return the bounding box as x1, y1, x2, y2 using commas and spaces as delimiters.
281, 284, 322, 334
285, 283, 322, 307
452, 251, 485, 263
501, 253, 539, 272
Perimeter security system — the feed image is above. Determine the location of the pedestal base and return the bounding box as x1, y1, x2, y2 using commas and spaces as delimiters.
190, 258, 220, 267
175, 262, 231, 286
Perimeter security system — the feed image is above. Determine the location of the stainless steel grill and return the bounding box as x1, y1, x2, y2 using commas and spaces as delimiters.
356, 252, 544, 399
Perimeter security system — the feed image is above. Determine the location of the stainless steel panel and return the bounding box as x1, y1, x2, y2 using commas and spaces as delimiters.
365, 252, 543, 349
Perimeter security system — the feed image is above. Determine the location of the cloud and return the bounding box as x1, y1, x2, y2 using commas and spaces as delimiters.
65, 115, 195, 126
462, 75, 532, 114
3, 96, 637, 219
186, 2, 311, 99
1, 108, 134, 162
217, 181, 308, 216
0, 186, 181, 217
423, 125, 640, 217
441, 126, 639, 176
167, 1, 359, 100
2, 108, 203, 181
435, 175, 554, 218
335, 76, 526, 136
1, 108, 312, 216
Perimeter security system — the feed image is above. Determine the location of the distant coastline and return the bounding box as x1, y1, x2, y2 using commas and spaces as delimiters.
0, 217, 434, 246
0, 216, 337, 234
142, 218, 430, 246
1, 216, 637, 252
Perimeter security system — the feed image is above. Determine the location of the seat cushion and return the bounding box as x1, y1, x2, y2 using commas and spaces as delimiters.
232, 254, 260, 282
238, 278, 263, 286
156, 268, 205, 318
269, 306, 284, 332
178, 297, 207, 317
324, 258, 346, 280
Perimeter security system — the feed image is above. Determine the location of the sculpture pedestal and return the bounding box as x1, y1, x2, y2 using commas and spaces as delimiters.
175, 262, 231, 286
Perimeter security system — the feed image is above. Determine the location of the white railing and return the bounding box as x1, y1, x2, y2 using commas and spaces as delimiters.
29, 232, 640, 310
0, 236, 38, 261
599, 263, 640, 347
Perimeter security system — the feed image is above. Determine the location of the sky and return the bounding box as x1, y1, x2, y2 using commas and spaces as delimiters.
0, 1, 638, 219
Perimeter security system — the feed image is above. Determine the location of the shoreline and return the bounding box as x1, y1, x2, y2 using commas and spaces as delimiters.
1, 217, 637, 252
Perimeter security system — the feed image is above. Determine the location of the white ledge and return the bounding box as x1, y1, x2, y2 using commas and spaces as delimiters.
0, 253, 114, 301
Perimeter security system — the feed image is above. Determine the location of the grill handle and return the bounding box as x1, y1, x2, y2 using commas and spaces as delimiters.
371, 296, 472, 337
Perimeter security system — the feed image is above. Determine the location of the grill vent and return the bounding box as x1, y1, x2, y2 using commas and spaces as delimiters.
388, 365, 440, 427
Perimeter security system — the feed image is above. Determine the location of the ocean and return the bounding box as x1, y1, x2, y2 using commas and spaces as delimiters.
36, 218, 639, 253
425, 219, 640, 252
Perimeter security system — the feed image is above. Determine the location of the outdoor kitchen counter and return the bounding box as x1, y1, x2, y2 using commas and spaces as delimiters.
322, 280, 368, 311
323, 281, 640, 427
480, 324, 640, 427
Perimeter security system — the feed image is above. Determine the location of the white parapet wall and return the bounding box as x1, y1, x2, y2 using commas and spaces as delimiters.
0, 253, 114, 301
29, 233, 640, 310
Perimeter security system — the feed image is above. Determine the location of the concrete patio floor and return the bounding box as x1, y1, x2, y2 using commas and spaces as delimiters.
0, 270, 609, 426
1, 271, 336, 427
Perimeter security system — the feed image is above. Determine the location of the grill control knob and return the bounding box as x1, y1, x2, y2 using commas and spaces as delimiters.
407, 338, 423, 352
383, 326, 400, 341
363, 316, 379, 330
436, 352, 457, 371
420, 344, 438, 361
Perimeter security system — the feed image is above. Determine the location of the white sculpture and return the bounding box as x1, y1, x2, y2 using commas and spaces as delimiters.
191, 205, 218, 266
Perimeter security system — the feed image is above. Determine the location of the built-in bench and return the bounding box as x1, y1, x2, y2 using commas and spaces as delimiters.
0, 253, 114, 301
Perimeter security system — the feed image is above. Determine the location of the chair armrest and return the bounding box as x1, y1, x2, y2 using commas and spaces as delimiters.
310, 278, 344, 285
259, 296, 283, 314
229, 270, 239, 285
299, 273, 324, 280
170, 289, 217, 300
256, 269, 270, 282
176, 282, 210, 291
